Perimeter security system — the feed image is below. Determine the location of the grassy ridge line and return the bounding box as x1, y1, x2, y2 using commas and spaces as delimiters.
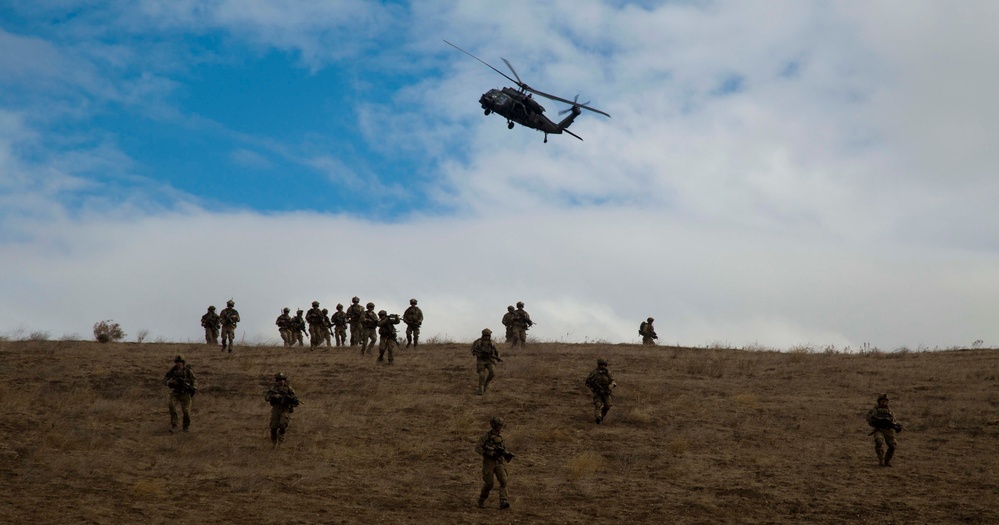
1, 340, 998, 523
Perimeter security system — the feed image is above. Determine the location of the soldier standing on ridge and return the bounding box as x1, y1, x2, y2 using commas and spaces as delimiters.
305, 301, 324, 350
471, 328, 502, 395
639, 317, 658, 346
585, 358, 617, 424
290, 309, 307, 347
360, 302, 379, 355
219, 299, 240, 353
866, 393, 904, 467
377, 310, 401, 364
403, 298, 424, 348
265, 372, 300, 447
321, 308, 333, 347
276, 308, 293, 347
163, 355, 197, 433
331, 303, 348, 347
346, 296, 364, 346
510, 301, 533, 347
201, 306, 220, 345
501, 306, 515, 344
476, 417, 513, 510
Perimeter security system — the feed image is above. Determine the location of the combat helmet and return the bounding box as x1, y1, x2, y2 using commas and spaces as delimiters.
336, 303, 343, 310
208, 305, 216, 311
275, 372, 288, 381
283, 307, 290, 313
516, 301, 524, 308
482, 328, 492, 336
174, 355, 186, 363
597, 358, 608, 366
507, 305, 515, 312
877, 393, 890, 402
490, 416, 505, 428
322, 308, 328, 314
227, 299, 235, 307
378, 310, 387, 317
410, 298, 418, 305
312, 301, 320, 307
366, 302, 375, 309
352, 296, 360, 304
647, 317, 654, 322
296, 309, 303, 314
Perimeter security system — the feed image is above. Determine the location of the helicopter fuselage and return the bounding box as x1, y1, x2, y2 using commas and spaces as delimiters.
479, 88, 578, 137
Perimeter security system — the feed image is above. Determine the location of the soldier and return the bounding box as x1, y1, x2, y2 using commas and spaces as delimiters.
510, 301, 533, 347
403, 298, 424, 348
219, 299, 240, 352
321, 308, 333, 347
290, 309, 307, 347
377, 310, 402, 364
305, 301, 324, 350
331, 303, 348, 347
359, 302, 379, 355
275, 307, 293, 347
501, 306, 515, 344
346, 296, 364, 346
265, 372, 300, 447
471, 328, 502, 395
201, 305, 220, 345
585, 358, 617, 424
866, 393, 904, 467
476, 417, 513, 510
639, 317, 658, 346
163, 355, 197, 433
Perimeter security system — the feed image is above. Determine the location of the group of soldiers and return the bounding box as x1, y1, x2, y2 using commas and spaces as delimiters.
199, 300, 241, 352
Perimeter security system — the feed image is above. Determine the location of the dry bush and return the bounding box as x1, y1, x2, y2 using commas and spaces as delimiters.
92, 320, 125, 343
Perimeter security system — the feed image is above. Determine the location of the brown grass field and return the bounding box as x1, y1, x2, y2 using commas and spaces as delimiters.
1, 339, 998, 524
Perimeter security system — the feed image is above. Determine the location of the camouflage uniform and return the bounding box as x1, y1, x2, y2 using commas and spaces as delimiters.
501, 306, 515, 343
265, 373, 300, 446
377, 311, 401, 364
866, 393, 902, 467
163, 355, 197, 432
219, 300, 240, 352
201, 306, 220, 345
321, 309, 333, 347
346, 297, 364, 346
331, 304, 348, 347
290, 310, 306, 346
639, 317, 658, 346
471, 329, 501, 395
276, 308, 293, 347
305, 302, 325, 350
510, 302, 532, 347
403, 299, 424, 348
586, 359, 616, 424
359, 303, 379, 355
476, 417, 512, 510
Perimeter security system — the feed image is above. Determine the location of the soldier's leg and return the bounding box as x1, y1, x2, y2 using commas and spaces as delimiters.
212, 327, 219, 344
479, 459, 495, 506
324, 330, 332, 347
387, 339, 396, 364
495, 463, 509, 508
413, 326, 420, 347
205, 327, 212, 344
593, 393, 605, 423
270, 408, 281, 444
378, 337, 386, 362
368, 331, 377, 354
476, 363, 487, 394
277, 411, 291, 442
180, 394, 192, 431
406, 326, 414, 347
168, 395, 179, 430
873, 432, 886, 465
483, 363, 495, 392
349, 324, 357, 346
884, 432, 897, 466
601, 394, 612, 420
505, 327, 513, 344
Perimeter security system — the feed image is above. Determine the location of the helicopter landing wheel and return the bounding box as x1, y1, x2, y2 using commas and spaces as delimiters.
544, 136, 548, 143
484, 109, 491, 115
507, 121, 514, 129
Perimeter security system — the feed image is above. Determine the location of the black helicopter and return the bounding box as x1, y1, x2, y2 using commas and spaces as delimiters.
445, 40, 610, 143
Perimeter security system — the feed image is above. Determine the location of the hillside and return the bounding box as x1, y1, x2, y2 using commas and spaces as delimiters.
1, 339, 997, 524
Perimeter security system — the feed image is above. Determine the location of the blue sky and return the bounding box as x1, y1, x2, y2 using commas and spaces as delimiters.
2, 1, 999, 348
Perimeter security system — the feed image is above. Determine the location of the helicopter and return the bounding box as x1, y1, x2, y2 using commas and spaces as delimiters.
444, 40, 610, 143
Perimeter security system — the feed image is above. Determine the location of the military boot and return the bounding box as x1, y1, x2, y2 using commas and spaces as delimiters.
477, 498, 486, 508
884, 447, 895, 467
413, 337, 419, 347
875, 444, 885, 466
499, 501, 510, 510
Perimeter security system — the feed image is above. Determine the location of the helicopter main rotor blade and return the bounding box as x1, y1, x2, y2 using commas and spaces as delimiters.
523, 87, 611, 118
444, 40, 521, 87
501, 58, 525, 87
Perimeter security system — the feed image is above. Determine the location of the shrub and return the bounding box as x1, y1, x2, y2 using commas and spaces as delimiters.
93, 320, 126, 343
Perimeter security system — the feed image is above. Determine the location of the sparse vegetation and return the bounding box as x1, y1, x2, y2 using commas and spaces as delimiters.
1, 340, 998, 523
135, 329, 150, 343
92, 320, 126, 343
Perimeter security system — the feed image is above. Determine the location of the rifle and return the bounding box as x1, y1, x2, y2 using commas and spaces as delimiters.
869, 418, 903, 434
492, 443, 515, 462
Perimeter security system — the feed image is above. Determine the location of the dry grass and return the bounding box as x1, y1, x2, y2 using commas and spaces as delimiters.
1, 340, 998, 523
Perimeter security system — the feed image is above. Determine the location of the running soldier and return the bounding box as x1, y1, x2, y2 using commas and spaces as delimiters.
476, 417, 513, 510
290, 309, 307, 347
403, 298, 424, 348
510, 301, 533, 347
346, 296, 364, 346
201, 305, 220, 345
639, 317, 658, 346
585, 358, 617, 424
501, 306, 515, 343
276, 308, 293, 347
359, 302, 379, 355
163, 355, 197, 433
305, 301, 324, 350
866, 393, 904, 467
331, 303, 348, 347
471, 328, 502, 395
265, 372, 301, 447
321, 308, 333, 347
377, 310, 402, 365
219, 299, 240, 352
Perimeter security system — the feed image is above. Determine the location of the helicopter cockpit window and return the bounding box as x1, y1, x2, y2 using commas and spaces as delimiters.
492, 93, 510, 105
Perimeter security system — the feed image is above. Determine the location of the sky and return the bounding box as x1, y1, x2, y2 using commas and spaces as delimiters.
2, 1, 998, 349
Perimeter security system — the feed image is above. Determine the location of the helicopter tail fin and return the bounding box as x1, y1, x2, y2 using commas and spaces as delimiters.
557, 105, 582, 131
